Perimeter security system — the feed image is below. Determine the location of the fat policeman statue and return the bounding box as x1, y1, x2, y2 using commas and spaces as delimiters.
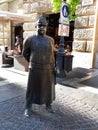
23, 15, 55, 117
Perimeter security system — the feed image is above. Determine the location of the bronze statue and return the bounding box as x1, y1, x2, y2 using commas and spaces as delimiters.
23, 15, 55, 117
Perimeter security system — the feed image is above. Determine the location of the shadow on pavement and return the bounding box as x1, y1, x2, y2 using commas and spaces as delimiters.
56, 67, 98, 89
64, 67, 94, 79
0, 83, 26, 102
79, 75, 98, 88
0, 77, 6, 81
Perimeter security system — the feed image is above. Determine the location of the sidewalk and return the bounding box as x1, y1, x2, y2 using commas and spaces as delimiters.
0, 66, 98, 130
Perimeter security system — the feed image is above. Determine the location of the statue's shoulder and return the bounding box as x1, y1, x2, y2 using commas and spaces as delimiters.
24, 35, 36, 43
28, 35, 36, 40
24, 35, 36, 45
46, 35, 54, 42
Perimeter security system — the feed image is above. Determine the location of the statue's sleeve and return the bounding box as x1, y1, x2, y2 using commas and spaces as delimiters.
46, 35, 54, 51
22, 37, 31, 62
50, 37, 55, 51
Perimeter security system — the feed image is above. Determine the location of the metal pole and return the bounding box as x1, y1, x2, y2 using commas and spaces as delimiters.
58, 36, 65, 53
56, 0, 69, 78
56, 36, 66, 78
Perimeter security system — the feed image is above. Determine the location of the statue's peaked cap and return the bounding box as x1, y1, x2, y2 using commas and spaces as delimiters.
37, 15, 47, 25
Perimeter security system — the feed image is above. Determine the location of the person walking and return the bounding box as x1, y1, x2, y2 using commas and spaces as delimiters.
22, 15, 55, 117
15, 36, 23, 54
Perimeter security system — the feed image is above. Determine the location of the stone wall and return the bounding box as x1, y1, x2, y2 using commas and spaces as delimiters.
73, 3, 96, 52
0, 21, 10, 49
23, 13, 40, 39
22, 0, 52, 14
0, 0, 23, 12
22, 0, 98, 69
72, 0, 97, 68
9, 0, 23, 13
0, 0, 97, 68
22, 0, 52, 40
0, 3, 8, 11
0, 0, 23, 50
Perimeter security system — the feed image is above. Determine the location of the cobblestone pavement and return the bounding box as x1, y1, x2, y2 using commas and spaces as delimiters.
0, 67, 98, 130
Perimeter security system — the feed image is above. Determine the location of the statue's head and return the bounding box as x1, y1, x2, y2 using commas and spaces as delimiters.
36, 15, 48, 36
37, 15, 48, 26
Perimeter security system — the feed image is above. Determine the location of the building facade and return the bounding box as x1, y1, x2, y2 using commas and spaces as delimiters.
0, 0, 98, 69
73, 0, 98, 69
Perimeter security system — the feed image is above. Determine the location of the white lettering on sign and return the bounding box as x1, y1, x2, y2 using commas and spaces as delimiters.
82, 0, 93, 6
58, 24, 69, 36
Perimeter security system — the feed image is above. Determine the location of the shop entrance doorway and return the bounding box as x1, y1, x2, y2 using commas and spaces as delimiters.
11, 23, 23, 50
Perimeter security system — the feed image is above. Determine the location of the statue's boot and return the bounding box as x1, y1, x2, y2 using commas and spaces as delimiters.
46, 104, 55, 113
24, 104, 32, 117
24, 105, 32, 117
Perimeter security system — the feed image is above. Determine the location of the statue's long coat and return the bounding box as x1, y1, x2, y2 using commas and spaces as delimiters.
23, 35, 55, 106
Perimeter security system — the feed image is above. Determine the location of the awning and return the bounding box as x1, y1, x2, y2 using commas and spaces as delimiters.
0, 0, 15, 4
0, 10, 32, 22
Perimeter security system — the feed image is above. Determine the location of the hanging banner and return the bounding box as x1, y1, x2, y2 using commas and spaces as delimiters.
60, 2, 69, 25
58, 24, 69, 36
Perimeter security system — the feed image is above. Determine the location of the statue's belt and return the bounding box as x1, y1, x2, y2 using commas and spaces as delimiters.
30, 63, 54, 70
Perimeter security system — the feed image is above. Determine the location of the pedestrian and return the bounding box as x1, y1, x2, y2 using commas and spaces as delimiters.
22, 15, 55, 117
65, 44, 72, 55
15, 36, 23, 54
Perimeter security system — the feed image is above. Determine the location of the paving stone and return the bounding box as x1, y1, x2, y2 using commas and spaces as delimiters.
1, 88, 98, 130
0, 67, 98, 129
